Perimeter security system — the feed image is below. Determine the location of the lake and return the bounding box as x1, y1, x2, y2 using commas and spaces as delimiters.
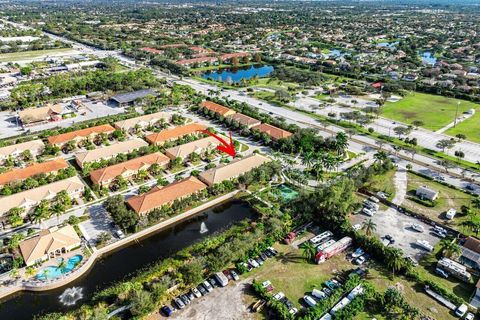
201, 65, 274, 83
0, 200, 257, 319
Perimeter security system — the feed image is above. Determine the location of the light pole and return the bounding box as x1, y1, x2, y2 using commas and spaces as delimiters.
453, 101, 460, 128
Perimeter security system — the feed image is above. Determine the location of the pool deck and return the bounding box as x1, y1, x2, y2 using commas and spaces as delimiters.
0, 190, 240, 300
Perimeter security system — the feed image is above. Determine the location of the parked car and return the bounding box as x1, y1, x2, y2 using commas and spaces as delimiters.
241, 261, 253, 272
261, 280, 274, 292
352, 224, 362, 231
432, 230, 447, 238
174, 297, 185, 309
435, 268, 449, 278
411, 224, 425, 232
303, 295, 317, 307
405, 255, 418, 267
248, 259, 260, 268
289, 307, 298, 315
362, 208, 374, 216
255, 257, 264, 266
323, 288, 332, 296
230, 270, 239, 281
179, 294, 190, 305
455, 304, 468, 317
273, 292, 285, 300
186, 291, 195, 301
354, 255, 367, 265
114, 229, 125, 239
202, 280, 213, 292
264, 250, 273, 258
465, 312, 475, 320
352, 248, 364, 258
208, 277, 218, 288
267, 247, 278, 255
312, 288, 327, 300
260, 253, 268, 261
160, 305, 173, 317
191, 287, 202, 298
197, 284, 207, 295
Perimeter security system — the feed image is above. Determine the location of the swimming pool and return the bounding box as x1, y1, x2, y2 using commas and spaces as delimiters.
277, 184, 299, 201
36, 255, 83, 280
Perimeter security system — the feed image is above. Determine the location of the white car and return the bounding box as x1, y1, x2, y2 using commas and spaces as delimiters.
411, 224, 425, 232
191, 287, 202, 298
289, 307, 298, 315
465, 312, 475, 320
303, 295, 317, 307
362, 208, 374, 216
273, 292, 285, 301
354, 256, 366, 265
248, 259, 259, 268
352, 248, 365, 258
202, 280, 213, 292
352, 224, 362, 231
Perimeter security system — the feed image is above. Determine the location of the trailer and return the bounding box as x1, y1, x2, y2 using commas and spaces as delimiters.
315, 237, 352, 264
330, 297, 351, 315
309, 231, 333, 246
437, 257, 471, 282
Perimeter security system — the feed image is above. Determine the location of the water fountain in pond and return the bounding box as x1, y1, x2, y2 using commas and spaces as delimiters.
199, 222, 209, 234
59, 287, 84, 306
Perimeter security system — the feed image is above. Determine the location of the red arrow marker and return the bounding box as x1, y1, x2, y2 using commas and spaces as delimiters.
200, 129, 236, 157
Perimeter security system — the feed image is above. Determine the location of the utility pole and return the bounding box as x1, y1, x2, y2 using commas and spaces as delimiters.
453, 101, 460, 128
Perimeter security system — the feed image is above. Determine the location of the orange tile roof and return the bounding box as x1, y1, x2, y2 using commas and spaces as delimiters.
226, 113, 261, 127
145, 123, 207, 144
220, 52, 250, 60
0, 158, 69, 186
176, 56, 218, 65
127, 176, 207, 215
251, 123, 293, 140
90, 152, 170, 185
200, 101, 236, 116
47, 124, 115, 145
140, 47, 163, 54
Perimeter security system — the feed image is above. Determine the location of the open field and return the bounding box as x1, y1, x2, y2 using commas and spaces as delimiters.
363, 169, 396, 201
382, 92, 479, 131
243, 237, 457, 320
403, 172, 477, 233
0, 48, 76, 62
249, 78, 301, 92
445, 113, 480, 143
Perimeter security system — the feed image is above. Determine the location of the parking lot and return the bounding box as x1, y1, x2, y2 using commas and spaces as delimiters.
78, 204, 116, 244
351, 206, 441, 261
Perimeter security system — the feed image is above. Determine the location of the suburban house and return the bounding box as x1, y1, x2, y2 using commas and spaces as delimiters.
198, 153, 271, 186
90, 152, 170, 187
145, 123, 207, 146
19, 225, 81, 267
114, 111, 172, 132
251, 123, 293, 141
176, 56, 218, 68
471, 280, 480, 308
18, 105, 63, 126
0, 176, 85, 218
219, 52, 250, 63
109, 89, 157, 108
75, 138, 149, 168
0, 139, 45, 164
200, 101, 236, 117
47, 124, 115, 147
226, 113, 262, 128
165, 136, 221, 161
127, 176, 207, 215
415, 186, 439, 201
0, 158, 69, 186
460, 236, 480, 270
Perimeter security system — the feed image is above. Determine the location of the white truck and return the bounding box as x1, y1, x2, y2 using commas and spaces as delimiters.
214, 272, 229, 287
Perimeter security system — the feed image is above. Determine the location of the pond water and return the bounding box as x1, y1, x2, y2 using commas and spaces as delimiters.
0, 200, 257, 320
201, 65, 274, 83
421, 51, 437, 66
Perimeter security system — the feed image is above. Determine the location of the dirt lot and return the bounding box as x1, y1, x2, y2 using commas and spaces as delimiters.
351, 206, 441, 261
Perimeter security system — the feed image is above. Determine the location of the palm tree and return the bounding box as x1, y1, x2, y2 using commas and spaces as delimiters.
386, 248, 404, 277
374, 151, 388, 164
301, 241, 317, 262
57, 258, 67, 273
439, 239, 462, 258
302, 151, 315, 169
362, 219, 376, 236
334, 132, 349, 156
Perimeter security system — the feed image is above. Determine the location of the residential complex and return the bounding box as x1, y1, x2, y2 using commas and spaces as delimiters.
47, 124, 115, 147
165, 136, 220, 161
0, 158, 69, 186
114, 111, 172, 132
0, 140, 45, 164
145, 123, 206, 145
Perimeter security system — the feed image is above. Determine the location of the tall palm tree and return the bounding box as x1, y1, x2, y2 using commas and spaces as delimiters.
302, 241, 317, 262
302, 151, 315, 169
334, 132, 349, 156
439, 239, 462, 258
374, 151, 388, 164
386, 248, 404, 277
362, 219, 377, 236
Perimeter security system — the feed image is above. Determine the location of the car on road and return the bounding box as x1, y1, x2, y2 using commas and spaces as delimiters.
303, 295, 317, 307
160, 305, 173, 317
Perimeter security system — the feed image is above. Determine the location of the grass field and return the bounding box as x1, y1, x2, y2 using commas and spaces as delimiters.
445, 113, 480, 143
249, 78, 301, 92
0, 48, 75, 63
363, 169, 397, 201
382, 92, 479, 131
403, 172, 476, 234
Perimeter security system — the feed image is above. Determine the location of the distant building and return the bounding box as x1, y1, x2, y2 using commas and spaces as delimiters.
109, 89, 157, 108
0, 140, 45, 164
165, 136, 221, 161
198, 153, 271, 186
415, 185, 439, 201
0, 158, 69, 186
19, 225, 81, 267
200, 101, 236, 117
47, 124, 115, 147
145, 123, 206, 146
127, 176, 207, 215
251, 123, 293, 141
18, 105, 63, 126
114, 111, 172, 132
226, 113, 261, 128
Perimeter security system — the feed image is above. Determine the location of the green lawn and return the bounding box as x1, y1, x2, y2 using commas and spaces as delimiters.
363, 169, 396, 201
403, 172, 477, 234
445, 112, 480, 143
382, 92, 479, 131
249, 78, 301, 92
0, 48, 75, 62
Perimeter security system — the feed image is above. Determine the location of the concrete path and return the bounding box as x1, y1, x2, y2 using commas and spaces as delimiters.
392, 168, 408, 206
